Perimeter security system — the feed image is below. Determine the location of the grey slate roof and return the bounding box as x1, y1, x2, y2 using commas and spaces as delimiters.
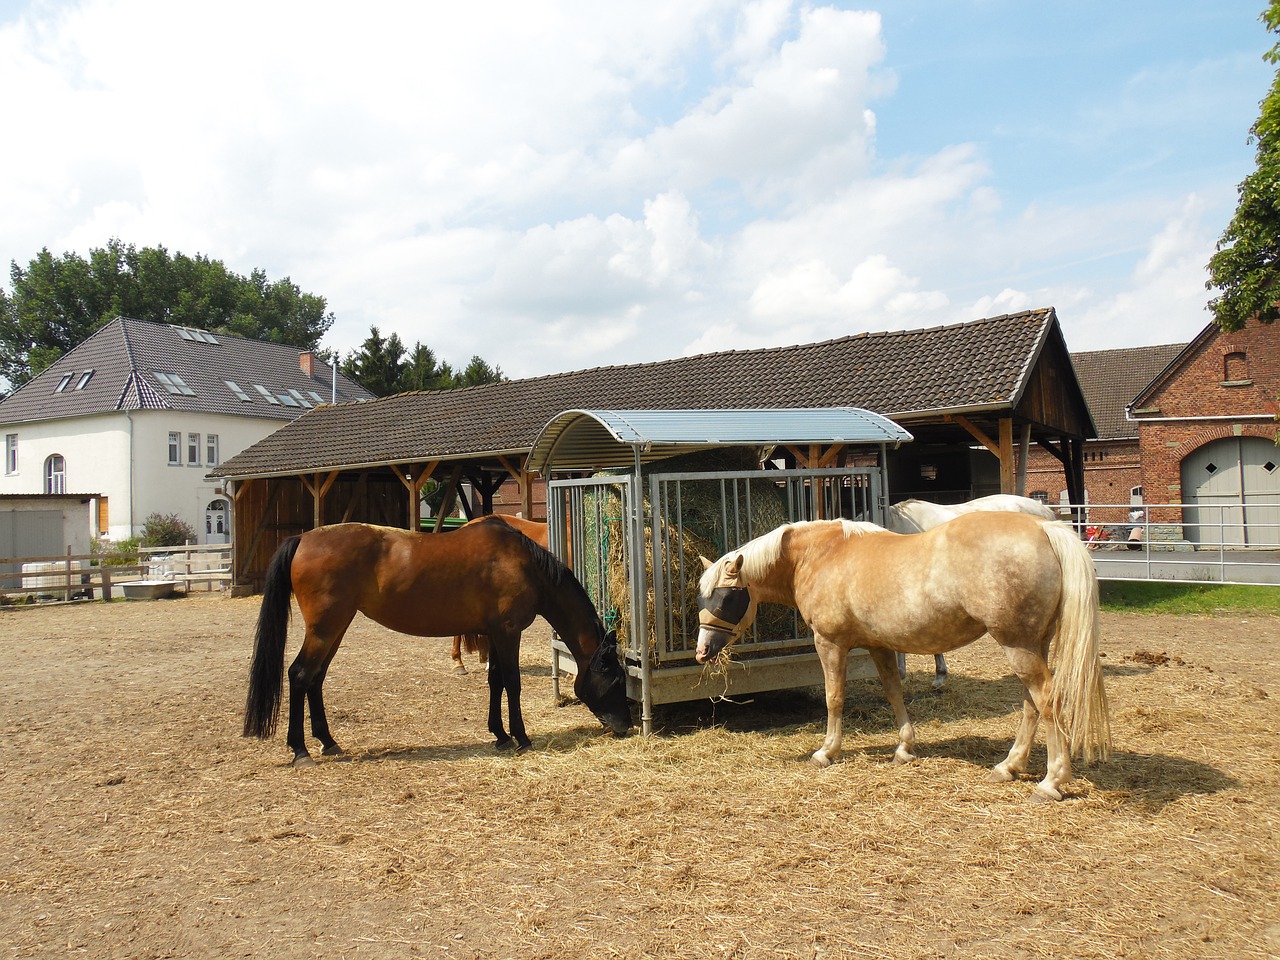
1069, 342, 1188, 440
213, 308, 1065, 479
0, 317, 375, 425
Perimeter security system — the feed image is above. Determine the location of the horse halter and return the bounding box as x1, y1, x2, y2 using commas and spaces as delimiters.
698, 585, 751, 636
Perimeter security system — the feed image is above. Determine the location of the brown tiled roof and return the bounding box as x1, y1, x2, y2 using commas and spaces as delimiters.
214, 309, 1064, 479
1069, 342, 1187, 440
0, 317, 375, 425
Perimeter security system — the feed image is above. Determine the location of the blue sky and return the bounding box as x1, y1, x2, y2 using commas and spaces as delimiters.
0, 1, 1272, 380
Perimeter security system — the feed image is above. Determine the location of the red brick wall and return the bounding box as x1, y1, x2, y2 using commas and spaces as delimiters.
1134, 318, 1279, 524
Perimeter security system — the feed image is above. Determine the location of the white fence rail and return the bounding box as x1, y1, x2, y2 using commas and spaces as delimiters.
1060, 500, 1279, 586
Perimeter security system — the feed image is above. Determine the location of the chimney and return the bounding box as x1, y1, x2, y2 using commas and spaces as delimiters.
299, 351, 315, 378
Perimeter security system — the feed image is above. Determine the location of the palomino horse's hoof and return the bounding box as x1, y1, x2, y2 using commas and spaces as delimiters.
1031, 784, 1063, 803
810, 751, 834, 768
988, 767, 1016, 784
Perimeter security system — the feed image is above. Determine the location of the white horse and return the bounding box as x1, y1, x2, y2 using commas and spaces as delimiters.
884, 495, 1057, 687
695, 513, 1111, 801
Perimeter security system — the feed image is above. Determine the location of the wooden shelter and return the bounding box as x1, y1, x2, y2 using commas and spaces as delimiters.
211, 308, 1094, 590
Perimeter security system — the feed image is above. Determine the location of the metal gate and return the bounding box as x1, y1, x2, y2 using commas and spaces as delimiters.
548, 466, 883, 733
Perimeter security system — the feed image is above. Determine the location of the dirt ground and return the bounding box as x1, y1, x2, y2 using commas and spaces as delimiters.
0, 594, 1277, 960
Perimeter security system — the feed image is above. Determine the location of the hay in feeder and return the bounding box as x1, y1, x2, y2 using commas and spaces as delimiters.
584, 448, 801, 658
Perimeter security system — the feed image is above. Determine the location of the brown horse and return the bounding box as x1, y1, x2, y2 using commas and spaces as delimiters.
450, 515, 550, 675
243, 518, 632, 766
695, 513, 1110, 801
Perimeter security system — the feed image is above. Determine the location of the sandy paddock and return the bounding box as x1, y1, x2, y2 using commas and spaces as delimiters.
1, 594, 1277, 959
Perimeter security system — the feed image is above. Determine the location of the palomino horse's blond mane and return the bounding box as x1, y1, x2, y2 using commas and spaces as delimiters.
704, 519, 883, 588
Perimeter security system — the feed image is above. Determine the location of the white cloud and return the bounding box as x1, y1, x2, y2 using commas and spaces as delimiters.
0, 1, 1261, 382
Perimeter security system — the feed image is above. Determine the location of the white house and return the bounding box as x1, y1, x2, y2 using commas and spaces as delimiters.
0, 317, 374, 545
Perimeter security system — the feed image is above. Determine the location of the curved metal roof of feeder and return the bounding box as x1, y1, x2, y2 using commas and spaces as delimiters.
527, 407, 913, 474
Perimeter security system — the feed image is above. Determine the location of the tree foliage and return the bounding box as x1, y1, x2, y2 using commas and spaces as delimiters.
0, 239, 334, 388
1207, 2, 1280, 331
340, 326, 505, 397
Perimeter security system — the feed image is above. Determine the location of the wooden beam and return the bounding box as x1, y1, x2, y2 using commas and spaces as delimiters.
396, 461, 439, 531
999, 417, 1015, 494
947, 414, 1000, 457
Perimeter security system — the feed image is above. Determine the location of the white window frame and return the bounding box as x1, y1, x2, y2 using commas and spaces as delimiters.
187, 433, 200, 466
206, 434, 219, 466
168, 431, 181, 466
44, 454, 66, 494
4, 434, 16, 475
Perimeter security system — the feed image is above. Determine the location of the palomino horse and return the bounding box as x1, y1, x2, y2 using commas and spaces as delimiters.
695, 513, 1110, 801
884, 495, 1057, 688
244, 518, 632, 766
450, 515, 550, 675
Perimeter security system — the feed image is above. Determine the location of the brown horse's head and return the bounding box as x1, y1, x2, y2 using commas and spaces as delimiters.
576, 628, 631, 736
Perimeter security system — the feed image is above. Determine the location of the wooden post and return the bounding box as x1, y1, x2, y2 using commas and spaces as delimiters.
999, 418, 1015, 494
101, 566, 112, 601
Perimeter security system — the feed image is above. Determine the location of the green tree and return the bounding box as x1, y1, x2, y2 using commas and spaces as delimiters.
457, 355, 505, 388
1207, 2, 1280, 331
340, 325, 507, 396
0, 239, 334, 388
341, 326, 407, 397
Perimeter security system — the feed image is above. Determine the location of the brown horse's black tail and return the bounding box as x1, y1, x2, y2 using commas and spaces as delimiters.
243, 535, 301, 739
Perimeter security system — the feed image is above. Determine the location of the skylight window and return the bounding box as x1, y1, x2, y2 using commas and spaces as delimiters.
278, 393, 300, 407
253, 384, 281, 405
307, 391, 326, 404
176, 326, 219, 344
225, 380, 253, 402
75, 370, 94, 390
154, 372, 196, 396
54, 374, 74, 393
287, 389, 313, 408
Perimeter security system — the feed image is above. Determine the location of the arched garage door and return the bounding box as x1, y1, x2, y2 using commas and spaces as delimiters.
1181, 437, 1280, 547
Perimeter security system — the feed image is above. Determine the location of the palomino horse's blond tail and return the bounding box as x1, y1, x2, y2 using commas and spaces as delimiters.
1042, 522, 1112, 764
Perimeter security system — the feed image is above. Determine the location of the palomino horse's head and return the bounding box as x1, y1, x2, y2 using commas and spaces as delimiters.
694, 553, 756, 663
576, 628, 632, 736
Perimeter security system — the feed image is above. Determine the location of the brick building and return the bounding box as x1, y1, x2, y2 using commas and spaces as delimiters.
1025, 317, 1278, 546
1130, 316, 1279, 546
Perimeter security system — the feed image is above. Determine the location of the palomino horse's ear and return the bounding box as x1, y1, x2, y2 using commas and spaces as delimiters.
699, 555, 713, 571
725, 554, 743, 578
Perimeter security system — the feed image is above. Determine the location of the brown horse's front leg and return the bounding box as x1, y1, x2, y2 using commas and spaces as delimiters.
487, 637, 530, 752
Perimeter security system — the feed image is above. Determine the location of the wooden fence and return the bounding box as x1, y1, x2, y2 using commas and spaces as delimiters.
0, 543, 233, 602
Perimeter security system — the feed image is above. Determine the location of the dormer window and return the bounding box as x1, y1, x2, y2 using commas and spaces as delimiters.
154, 372, 195, 396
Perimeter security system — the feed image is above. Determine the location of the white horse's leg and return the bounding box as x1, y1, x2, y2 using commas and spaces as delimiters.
932, 653, 948, 690
867, 647, 917, 764
810, 636, 848, 768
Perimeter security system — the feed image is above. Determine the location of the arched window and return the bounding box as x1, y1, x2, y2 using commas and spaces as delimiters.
44, 454, 66, 494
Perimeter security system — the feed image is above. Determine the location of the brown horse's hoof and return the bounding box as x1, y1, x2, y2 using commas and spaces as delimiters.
291, 754, 317, 768
452, 664, 468, 676
321, 744, 345, 757
494, 736, 514, 751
